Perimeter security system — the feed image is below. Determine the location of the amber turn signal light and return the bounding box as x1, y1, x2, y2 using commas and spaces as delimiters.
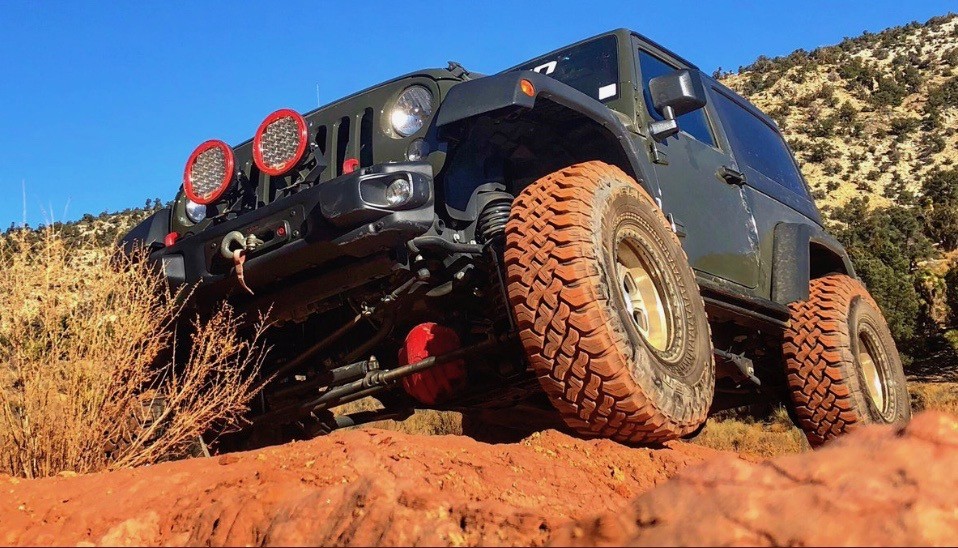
519, 79, 535, 97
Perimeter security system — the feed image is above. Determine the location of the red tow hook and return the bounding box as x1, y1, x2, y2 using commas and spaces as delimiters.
399, 323, 467, 405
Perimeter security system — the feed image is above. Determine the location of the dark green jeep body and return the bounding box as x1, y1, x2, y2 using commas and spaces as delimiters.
123, 29, 856, 438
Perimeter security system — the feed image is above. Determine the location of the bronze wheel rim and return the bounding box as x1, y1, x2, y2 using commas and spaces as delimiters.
858, 327, 888, 414
616, 237, 672, 353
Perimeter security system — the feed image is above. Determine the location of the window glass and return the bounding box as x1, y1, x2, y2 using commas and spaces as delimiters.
513, 35, 619, 102
712, 91, 808, 196
638, 51, 715, 147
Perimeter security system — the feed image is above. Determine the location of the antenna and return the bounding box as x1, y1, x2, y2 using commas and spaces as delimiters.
21, 179, 26, 228
316, 84, 321, 107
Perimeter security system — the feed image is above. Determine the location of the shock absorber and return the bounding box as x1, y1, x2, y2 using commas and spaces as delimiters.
475, 192, 514, 244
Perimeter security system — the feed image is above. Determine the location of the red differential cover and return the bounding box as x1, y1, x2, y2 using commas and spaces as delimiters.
399, 323, 467, 405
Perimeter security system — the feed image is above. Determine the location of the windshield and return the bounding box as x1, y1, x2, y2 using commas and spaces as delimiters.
511, 35, 619, 102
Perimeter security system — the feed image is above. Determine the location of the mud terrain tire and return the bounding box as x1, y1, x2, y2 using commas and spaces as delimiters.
504, 161, 714, 443
784, 274, 910, 446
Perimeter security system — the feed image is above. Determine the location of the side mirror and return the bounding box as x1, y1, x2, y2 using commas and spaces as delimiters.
647, 69, 708, 140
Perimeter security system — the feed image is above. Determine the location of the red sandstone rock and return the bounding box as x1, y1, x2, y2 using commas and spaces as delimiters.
554, 411, 958, 546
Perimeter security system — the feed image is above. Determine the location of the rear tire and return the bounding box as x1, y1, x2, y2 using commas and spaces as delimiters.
504, 161, 714, 444
783, 274, 910, 446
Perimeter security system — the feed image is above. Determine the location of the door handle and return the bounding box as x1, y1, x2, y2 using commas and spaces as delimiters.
718, 165, 747, 186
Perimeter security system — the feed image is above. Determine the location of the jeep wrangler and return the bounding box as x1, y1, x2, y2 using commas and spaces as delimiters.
123, 29, 910, 446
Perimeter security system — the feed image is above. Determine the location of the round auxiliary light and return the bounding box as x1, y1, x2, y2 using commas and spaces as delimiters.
385, 178, 412, 207
390, 85, 432, 137
253, 108, 309, 176
183, 140, 235, 205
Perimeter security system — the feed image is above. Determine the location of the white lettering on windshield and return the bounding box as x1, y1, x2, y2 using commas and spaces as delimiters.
532, 61, 557, 75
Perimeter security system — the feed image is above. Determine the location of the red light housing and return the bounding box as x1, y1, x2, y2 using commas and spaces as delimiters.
342, 158, 360, 174
183, 139, 235, 205
253, 108, 309, 176
164, 232, 180, 247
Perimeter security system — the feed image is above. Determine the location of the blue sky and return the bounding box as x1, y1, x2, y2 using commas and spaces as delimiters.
1, 1, 955, 228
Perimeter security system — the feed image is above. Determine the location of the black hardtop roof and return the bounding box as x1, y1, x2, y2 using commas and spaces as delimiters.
501, 29, 782, 132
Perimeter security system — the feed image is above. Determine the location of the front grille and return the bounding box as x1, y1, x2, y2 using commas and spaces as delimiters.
313, 107, 376, 182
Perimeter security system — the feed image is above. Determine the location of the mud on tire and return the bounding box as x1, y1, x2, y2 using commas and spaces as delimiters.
504, 161, 714, 444
784, 274, 910, 446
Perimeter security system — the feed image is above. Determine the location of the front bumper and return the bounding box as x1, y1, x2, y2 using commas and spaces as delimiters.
157, 161, 435, 296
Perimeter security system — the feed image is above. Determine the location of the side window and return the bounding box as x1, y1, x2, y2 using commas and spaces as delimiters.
712, 90, 808, 197
638, 50, 715, 147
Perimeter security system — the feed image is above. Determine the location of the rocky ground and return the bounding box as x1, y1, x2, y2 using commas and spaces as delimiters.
0, 411, 955, 546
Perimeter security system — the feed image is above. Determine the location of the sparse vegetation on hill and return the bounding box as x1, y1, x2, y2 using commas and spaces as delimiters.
4, 198, 166, 249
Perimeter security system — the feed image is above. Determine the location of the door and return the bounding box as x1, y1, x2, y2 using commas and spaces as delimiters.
635, 46, 760, 289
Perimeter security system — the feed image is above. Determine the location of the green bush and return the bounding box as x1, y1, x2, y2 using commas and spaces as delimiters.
831, 199, 935, 347
946, 263, 958, 326
920, 169, 958, 251
889, 117, 920, 140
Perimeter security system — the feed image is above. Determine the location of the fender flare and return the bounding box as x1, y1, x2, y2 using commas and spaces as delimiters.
772, 222, 856, 305
436, 70, 656, 199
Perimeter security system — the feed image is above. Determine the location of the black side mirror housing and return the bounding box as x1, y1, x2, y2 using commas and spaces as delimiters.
647, 69, 708, 140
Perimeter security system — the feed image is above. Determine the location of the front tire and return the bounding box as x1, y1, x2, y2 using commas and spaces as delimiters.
783, 274, 910, 446
504, 161, 714, 444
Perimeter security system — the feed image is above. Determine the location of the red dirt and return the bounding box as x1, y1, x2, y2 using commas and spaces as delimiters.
1, 412, 956, 546
0, 428, 726, 546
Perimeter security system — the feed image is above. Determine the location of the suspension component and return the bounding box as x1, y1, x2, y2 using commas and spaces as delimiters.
252, 335, 507, 429
475, 192, 514, 244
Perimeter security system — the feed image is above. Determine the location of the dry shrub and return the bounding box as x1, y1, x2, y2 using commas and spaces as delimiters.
0, 229, 265, 478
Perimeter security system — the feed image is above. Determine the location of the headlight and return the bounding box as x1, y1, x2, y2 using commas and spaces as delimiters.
385, 178, 412, 206
390, 86, 432, 137
185, 200, 207, 224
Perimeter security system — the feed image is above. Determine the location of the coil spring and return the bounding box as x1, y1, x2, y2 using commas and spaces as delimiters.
476, 197, 513, 244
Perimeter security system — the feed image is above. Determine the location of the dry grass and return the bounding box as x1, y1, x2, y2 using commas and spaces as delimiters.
333, 397, 810, 457
0, 230, 266, 478
334, 382, 958, 459
910, 381, 958, 415
332, 398, 462, 436
689, 382, 958, 457
689, 406, 809, 458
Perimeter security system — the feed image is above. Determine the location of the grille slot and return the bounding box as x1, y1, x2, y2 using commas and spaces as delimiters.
360, 108, 374, 168
315, 125, 328, 158
335, 116, 350, 176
